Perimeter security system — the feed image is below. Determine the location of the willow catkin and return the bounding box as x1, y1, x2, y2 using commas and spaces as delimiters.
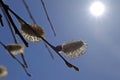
5, 44, 25, 55
56, 40, 87, 58
0, 66, 8, 78
21, 24, 45, 42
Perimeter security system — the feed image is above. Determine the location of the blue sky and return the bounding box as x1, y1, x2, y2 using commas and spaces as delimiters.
0, 0, 120, 80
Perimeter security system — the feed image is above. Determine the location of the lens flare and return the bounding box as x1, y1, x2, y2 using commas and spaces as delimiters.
90, 1, 105, 17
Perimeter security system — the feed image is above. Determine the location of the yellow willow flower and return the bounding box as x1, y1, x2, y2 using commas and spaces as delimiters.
6, 44, 25, 55
21, 23, 45, 42
56, 40, 87, 58
0, 66, 8, 78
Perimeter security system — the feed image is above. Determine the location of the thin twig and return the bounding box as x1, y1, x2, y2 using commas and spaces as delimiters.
8, 52, 31, 76
0, 1, 28, 47
0, 1, 30, 76
0, 14, 4, 27
22, 0, 36, 24
2, 10, 28, 69
0, 41, 31, 76
1, 6, 17, 43
6, 3, 78, 71
39, 37, 79, 71
40, 0, 56, 36
19, 19, 79, 71
20, 53, 28, 68
1, 1, 29, 68
22, 0, 54, 59
44, 42, 54, 60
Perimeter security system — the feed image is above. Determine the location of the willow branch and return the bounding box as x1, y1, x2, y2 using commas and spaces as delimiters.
22, 0, 36, 24
1, 6, 17, 43
8, 2, 55, 60
39, 36, 79, 71
40, 0, 56, 36
0, 41, 31, 76
0, 1, 28, 47
44, 42, 54, 60
0, 14, 4, 27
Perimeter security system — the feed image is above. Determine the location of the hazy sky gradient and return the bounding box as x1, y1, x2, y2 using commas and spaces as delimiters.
0, 0, 120, 80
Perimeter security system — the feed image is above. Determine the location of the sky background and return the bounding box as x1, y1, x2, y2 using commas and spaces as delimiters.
0, 0, 120, 80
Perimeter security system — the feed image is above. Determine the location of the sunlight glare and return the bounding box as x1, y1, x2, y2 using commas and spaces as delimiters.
89, 1, 105, 17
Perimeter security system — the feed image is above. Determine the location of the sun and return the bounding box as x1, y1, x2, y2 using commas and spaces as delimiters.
89, 1, 105, 17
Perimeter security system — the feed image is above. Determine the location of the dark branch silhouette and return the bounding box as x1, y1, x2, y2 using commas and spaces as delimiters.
14, 19, 79, 71
21, 0, 55, 60
0, 1, 28, 47
1, 0, 29, 69
0, 0, 31, 76
1, 6, 17, 43
0, 41, 31, 77
0, 14, 4, 27
2, 8, 28, 68
0, 1, 79, 78
39, 37, 79, 71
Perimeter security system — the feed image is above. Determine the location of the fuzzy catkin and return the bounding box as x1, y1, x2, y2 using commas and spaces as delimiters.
61, 40, 87, 58
0, 66, 8, 78
21, 24, 45, 42
6, 44, 24, 55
